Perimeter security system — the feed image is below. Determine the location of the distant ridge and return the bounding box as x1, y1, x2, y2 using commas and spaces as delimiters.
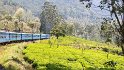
10, 0, 103, 24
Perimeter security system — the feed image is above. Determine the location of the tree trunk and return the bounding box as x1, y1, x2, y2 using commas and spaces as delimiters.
21, 22, 23, 32
121, 42, 124, 55
121, 13, 124, 55
56, 35, 59, 39
113, 1, 124, 55
121, 1, 124, 55
121, 0, 124, 55
120, 27, 124, 55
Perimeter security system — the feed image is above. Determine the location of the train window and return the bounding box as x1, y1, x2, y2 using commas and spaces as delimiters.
0, 36, 6, 38
0, 36, 3, 38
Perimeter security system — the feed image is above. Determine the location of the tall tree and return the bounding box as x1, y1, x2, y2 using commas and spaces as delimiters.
101, 18, 114, 43
80, 0, 124, 55
34, 17, 41, 33
40, 1, 61, 34
50, 24, 66, 39
14, 7, 25, 32
14, 8, 25, 22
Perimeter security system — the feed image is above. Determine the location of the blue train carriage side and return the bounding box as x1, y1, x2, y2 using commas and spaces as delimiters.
21, 33, 32, 40
0, 31, 50, 43
41, 34, 50, 39
0, 31, 10, 43
9, 32, 21, 41
33, 33, 40, 40
46, 34, 50, 39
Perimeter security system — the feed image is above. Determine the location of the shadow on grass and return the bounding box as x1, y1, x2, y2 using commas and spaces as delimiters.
4, 57, 24, 66
85, 67, 115, 70
46, 63, 71, 70
0, 64, 16, 70
2, 57, 24, 70
39, 63, 116, 70
4, 65, 17, 70
0, 64, 5, 70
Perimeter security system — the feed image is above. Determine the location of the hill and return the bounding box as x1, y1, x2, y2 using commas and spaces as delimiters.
23, 36, 124, 70
10, 0, 102, 24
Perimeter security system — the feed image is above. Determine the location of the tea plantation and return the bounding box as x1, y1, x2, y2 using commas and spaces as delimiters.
23, 36, 124, 70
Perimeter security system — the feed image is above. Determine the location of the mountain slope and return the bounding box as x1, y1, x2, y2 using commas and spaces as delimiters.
9, 0, 102, 24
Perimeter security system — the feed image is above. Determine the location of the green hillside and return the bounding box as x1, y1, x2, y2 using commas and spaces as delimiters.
23, 36, 124, 70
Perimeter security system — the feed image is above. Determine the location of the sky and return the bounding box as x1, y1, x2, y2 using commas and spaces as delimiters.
92, 0, 100, 5
92, 0, 110, 17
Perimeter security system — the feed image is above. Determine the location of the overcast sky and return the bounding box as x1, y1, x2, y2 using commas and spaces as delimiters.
92, 0, 100, 5
91, 0, 110, 17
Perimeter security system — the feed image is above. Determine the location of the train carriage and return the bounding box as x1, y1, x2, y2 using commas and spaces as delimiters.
33, 34, 40, 40
41, 34, 50, 39
0, 31, 50, 43
21, 33, 32, 40
0, 31, 9, 43
9, 32, 21, 41
46, 34, 50, 39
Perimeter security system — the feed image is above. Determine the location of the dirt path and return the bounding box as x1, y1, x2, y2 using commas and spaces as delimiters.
0, 42, 34, 70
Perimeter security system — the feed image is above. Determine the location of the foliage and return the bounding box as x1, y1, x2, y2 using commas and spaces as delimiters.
100, 18, 115, 43
0, 2, 40, 33
64, 23, 75, 36
14, 8, 25, 21
80, 0, 124, 55
50, 25, 66, 39
23, 36, 124, 70
40, 1, 62, 34
104, 60, 117, 68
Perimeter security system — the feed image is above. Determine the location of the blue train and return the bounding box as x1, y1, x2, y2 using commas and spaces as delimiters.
0, 31, 50, 43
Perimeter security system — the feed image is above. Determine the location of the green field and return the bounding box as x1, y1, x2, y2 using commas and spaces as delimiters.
23, 36, 124, 70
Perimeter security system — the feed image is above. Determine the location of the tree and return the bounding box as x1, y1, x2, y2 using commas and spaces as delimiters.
34, 17, 41, 33
40, 1, 62, 34
14, 8, 25, 21
28, 21, 35, 33
1, 12, 12, 31
50, 24, 66, 39
101, 18, 115, 43
4, 15, 12, 21
14, 8, 25, 32
65, 23, 75, 36
14, 19, 19, 32
80, 0, 124, 55
30, 17, 41, 33
24, 10, 34, 23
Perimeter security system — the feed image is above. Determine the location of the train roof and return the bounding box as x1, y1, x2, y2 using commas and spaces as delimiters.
0, 31, 31, 34
0, 31, 49, 35
0, 31, 12, 33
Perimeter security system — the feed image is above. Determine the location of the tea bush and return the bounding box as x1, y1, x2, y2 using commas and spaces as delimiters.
23, 36, 124, 70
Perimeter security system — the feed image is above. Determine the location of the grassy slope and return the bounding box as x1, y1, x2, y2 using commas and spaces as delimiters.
23, 36, 124, 70
0, 43, 33, 70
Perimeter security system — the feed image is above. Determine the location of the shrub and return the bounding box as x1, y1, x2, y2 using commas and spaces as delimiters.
32, 62, 38, 68
67, 58, 77, 61
23, 36, 124, 70
102, 48, 109, 52
23, 56, 34, 64
104, 60, 117, 67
